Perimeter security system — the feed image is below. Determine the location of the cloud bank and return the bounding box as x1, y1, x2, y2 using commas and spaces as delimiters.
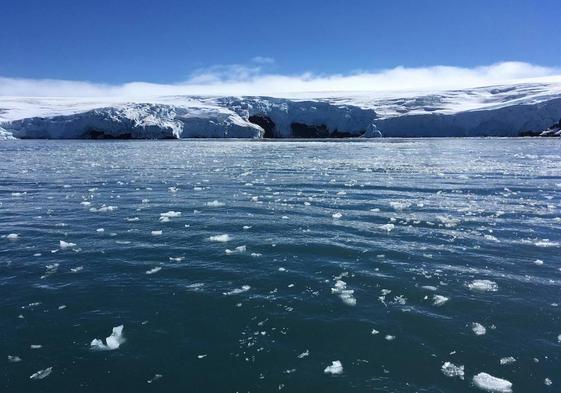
1, 62, 560, 98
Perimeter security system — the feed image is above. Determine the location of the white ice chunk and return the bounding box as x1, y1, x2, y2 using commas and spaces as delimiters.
29, 367, 52, 380
90, 325, 125, 351
472, 372, 512, 392
146, 267, 162, 275
160, 211, 181, 218
223, 285, 251, 296
206, 200, 225, 207
7, 233, 19, 240
432, 295, 449, 306
59, 240, 76, 249
210, 234, 231, 242
151, 230, 163, 236
331, 212, 343, 219
467, 279, 498, 292
441, 362, 465, 379
324, 360, 343, 375
472, 322, 487, 336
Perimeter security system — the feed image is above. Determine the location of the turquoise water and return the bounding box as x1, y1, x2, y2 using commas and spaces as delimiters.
1, 139, 560, 392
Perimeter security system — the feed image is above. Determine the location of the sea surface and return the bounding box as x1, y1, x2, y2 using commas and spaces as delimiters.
1, 139, 560, 393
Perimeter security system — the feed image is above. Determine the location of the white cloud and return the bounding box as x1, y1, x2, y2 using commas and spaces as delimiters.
0, 61, 559, 98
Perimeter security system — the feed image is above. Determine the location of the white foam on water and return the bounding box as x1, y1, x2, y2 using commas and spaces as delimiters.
433, 295, 449, 306
472, 372, 512, 392
332, 212, 343, 219
146, 267, 162, 275
29, 367, 52, 380
169, 257, 185, 262
467, 280, 498, 292
324, 360, 343, 375
472, 322, 487, 336
223, 285, 251, 296
441, 362, 465, 380
90, 325, 125, 351
70, 266, 83, 273
390, 201, 411, 210
210, 234, 231, 242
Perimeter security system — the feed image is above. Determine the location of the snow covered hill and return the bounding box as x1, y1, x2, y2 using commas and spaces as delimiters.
1, 81, 561, 139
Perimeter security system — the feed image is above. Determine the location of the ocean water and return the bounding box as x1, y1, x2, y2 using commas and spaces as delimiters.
1, 139, 560, 393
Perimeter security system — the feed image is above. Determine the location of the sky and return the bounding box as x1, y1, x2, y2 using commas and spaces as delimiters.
1, 0, 560, 96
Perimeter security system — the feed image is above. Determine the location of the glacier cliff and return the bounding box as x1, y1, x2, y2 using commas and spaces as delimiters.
1, 81, 561, 139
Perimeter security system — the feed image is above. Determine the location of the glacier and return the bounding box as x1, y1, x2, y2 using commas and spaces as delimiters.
1, 80, 561, 139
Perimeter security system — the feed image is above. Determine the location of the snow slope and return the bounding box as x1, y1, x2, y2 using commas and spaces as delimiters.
1, 81, 561, 139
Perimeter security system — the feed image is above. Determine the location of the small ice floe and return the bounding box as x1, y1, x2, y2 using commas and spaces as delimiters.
242, 225, 252, 230
297, 350, 309, 358
499, 357, 516, 365
545, 378, 552, 386
331, 280, 357, 306
385, 335, 396, 341
59, 240, 76, 250
126, 217, 140, 222
90, 205, 117, 213
206, 200, 225, 207
472, 323, 487, 336
390, 201, 411, 210
96, 228, 104, 233
161, 211, 181, 218
441, 362, 465, 379
380, 223, 395, 232
209, 234, 231, 242
7, 233, 19, 241
371, 329, 380, 335
534, 259, 544, 266
169, 256, 185, 262
250, 252, 262, 257
332, 212, 343, 219
151, 230, 162, 236
8, 355, 22, 362
422, 285, 438, 291
70, 266, 83, 273
225, 245, 246, 254
80, 201, 91, 206
557, 334, 561, 343
467, 279, 498, 292
324, 360, 343, 375
91, 325, 125, 351
29, 367, 52, 380
30, 344, 42, 349
472, 372, 512, 392
197, 354, 207, 359
432, 295, 449, 306
223, 285, 251, 296
147, 374, 163, 384
58, 305, 67, 310
484, 234, 500, 242
436, 215, 460, 228
146, 267, 162, 275
168, 186, 178, 193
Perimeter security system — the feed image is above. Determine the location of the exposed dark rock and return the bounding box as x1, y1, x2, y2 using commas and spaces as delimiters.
248, 115, 276, 138
83, 129, 133, 139
290, 122, 330, 138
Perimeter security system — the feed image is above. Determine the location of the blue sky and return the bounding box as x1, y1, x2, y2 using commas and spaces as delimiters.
1, 0, 559, 85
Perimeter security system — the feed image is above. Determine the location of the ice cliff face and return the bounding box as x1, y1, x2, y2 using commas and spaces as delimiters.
1, 81, 561, 139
